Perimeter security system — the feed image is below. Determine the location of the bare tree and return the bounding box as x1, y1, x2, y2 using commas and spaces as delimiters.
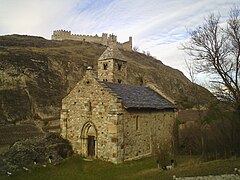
133, 46, 139, 52
146, 51, 151, 56
185, 59, 208, 157
182, 7, 240, 113
182, 6, 240, 154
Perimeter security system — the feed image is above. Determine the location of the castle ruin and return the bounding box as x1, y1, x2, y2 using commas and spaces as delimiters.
52, 30, 132, 51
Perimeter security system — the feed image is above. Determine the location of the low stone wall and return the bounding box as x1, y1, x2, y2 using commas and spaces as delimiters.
174, 174, 240, 180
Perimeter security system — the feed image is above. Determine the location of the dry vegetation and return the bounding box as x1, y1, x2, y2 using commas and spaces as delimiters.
0, 34, 213, 124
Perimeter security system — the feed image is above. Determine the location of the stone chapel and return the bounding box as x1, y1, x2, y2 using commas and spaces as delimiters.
60, 46, 177, 164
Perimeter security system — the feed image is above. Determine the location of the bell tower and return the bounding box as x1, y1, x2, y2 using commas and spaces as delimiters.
98, 45, 127, 84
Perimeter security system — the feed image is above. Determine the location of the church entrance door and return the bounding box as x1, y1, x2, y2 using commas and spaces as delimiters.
88, 135, 95, 157
81, 121, 97, 158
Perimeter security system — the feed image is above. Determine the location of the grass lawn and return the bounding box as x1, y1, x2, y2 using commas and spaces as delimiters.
1, 155, 240, 180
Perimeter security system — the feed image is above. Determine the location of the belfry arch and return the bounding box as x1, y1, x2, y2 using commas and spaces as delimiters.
81, 121, 97, 158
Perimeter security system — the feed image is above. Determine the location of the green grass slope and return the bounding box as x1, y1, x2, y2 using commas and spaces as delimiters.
1, 155, 239, 180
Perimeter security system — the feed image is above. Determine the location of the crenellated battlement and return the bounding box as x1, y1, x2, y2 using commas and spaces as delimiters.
52, 30, 132, 51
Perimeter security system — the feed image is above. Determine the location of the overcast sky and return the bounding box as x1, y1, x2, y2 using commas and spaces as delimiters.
0, 0, 239, 81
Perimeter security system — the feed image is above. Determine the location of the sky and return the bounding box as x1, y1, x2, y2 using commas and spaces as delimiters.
0, 0, 239, 82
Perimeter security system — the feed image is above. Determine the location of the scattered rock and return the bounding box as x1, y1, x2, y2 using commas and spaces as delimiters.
0, 133, 73, 175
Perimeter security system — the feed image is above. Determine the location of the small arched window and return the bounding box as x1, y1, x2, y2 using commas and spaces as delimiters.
88, 101, 92, 112
136, 115, 139, 130
117, 63, 122, 70
103, 63, 108, 70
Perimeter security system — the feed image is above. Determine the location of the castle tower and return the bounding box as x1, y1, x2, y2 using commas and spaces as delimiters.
98, 45, 127, 84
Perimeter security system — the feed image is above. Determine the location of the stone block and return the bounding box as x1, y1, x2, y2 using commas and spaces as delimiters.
111, 137, 118, 143
108, 125, 117, 134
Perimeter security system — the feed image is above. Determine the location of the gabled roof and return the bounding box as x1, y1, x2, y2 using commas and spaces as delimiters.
102, 82, 175, 110
98, 46, 126, 61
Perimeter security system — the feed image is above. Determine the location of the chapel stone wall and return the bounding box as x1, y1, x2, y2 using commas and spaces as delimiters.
121, 110, 176, 161
60, 70, 124, 163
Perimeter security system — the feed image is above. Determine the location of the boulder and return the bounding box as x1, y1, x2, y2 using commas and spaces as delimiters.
0, 133, 73, 175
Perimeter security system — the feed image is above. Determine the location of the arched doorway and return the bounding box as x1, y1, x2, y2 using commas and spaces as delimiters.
81, 121, 97, 158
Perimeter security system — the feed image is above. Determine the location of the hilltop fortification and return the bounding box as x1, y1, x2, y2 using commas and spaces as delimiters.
52, 30, 132, 51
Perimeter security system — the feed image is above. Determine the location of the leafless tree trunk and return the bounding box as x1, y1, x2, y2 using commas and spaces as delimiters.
185, 59, 207, 157
182, 6, 240, 154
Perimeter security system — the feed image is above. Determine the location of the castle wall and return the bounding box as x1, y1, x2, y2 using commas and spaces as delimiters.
117, 37, 132, 51
52, 30, 132, 51
52, 30, 103, 44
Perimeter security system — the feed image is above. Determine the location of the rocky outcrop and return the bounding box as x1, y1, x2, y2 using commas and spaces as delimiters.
0, 133, 73, 175
0, 35, 214, 124
0, 124, 44, 146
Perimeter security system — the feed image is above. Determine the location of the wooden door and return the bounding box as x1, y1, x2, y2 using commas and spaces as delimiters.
88, 136, 95, 157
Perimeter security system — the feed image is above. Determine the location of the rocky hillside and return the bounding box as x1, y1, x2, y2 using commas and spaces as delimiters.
0, 35, 213, 124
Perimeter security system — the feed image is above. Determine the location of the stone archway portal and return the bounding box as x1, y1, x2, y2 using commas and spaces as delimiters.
81, 122, 97, 158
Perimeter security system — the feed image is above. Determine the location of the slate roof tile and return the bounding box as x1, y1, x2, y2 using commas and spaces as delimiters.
102, 82, 175, 110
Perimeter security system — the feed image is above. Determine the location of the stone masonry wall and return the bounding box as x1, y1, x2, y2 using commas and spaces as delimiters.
60, 69, 177, 164
98, 59, 127, 84
60, 70, 124, 163
52, 30, 132, 51
122, 110, 176, 161
117, 36, 132, 52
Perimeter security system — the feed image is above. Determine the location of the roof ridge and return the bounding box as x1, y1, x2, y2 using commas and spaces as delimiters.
98, 46, 126, 61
